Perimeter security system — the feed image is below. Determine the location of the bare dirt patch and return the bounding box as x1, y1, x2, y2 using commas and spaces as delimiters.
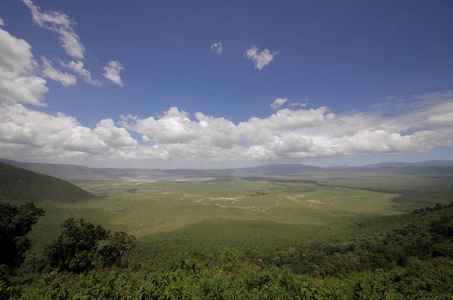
306, 199, 327, 205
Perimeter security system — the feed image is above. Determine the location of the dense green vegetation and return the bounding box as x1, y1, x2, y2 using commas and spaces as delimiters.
45, 218, 136, 273
6, 257, 453, 299
0, 200, 44, 269
1, 160, 453, 298
1, 204, 453, 298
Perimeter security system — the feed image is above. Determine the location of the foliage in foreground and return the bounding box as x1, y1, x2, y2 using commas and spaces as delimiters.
46, 218, 136, 273
0, 200, 45, 269
2, 203, 453, 299
7, 256, 453, 299
243, 204, 453, 278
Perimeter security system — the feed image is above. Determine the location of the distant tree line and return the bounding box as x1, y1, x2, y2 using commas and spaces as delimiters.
412, 201, 453, 214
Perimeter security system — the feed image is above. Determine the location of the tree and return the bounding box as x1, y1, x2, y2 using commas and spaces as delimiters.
430, 216, 453, 238
45, 218, 136, 272
0, 200, 45, 269
99, 231, 136, 267
45, 218, 109, 273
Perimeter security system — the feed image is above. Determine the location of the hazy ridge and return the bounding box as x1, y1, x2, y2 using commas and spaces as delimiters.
2, 158, 453, 181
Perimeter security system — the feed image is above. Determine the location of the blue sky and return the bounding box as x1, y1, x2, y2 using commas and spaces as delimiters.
1, 0, 453, 168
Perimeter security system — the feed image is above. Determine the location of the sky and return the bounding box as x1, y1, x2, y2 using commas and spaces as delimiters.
1, 0, 453, 169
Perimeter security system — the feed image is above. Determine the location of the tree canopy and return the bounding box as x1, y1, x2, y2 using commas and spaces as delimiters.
0, 200, 45, 269
45, 218, 136, 273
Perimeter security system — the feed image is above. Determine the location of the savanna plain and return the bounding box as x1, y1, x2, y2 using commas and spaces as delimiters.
25, 168, 451, 261
3, 162, 453, 298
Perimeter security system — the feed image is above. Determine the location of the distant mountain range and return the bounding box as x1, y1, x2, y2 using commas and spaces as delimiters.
1, 158, 453, 181
361, 160, 453, 168
237, 161, 453, 176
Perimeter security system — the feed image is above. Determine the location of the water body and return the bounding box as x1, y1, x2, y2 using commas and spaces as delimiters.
121, 176, 214, 182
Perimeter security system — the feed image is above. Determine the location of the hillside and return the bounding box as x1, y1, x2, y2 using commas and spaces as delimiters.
0, 158, 113, 181
0, 161, 98, 204
0, 158, 210, 181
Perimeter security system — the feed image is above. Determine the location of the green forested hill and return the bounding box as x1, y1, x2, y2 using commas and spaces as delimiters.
0, 161, 97, 204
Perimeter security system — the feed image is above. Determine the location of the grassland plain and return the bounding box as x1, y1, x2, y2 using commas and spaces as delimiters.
26, 175, 401, 260
27, 169, 453, 263
75, 178, 399, 231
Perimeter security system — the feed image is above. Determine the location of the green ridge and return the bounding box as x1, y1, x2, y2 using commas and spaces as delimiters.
0, 161, 97, 204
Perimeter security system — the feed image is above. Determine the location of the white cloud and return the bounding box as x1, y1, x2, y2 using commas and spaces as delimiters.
41, 57, 76, 87
142, 135, 152, 143
21, 0, 85, 60
430, 112, 453, 126
425, 101, 453, 126
2, 18, 453, 170
245, 46, 278, 70
94, 119, 136, 148
120, 107, 242, 160
103, 61, 124, 86
21, 0, 123, 89
0, 104, 98, 155
211, 42, 223, 55
0, 27, 48, 106
271, 98, 288, 109
288, 101, 308, 108
118, 92, 453, 162
63, 60, 102, 86
120, 107, 230, 145
0, 104, 168, 161
0, 19, 4, 26
3, 97, 453, 164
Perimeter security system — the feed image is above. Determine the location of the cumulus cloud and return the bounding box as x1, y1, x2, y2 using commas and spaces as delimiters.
120, 107, 239, 148
0, 27, 48, 106
21, 0, 85, 60
41, 57, 76, 87
94, 119, 136, 148
103, 61, 124, 86
117, 92, 453, 162
211, 42, 223, 55
3, 96, 453, 164
119, 107, 243, 160
0, 19, 4, 26
1, 22, 453, 166
271, 98, 288, 109
0, 103, 170, 161
0, 104, 100, 156
0, 25, 139, 163
245, 46, 278, 70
